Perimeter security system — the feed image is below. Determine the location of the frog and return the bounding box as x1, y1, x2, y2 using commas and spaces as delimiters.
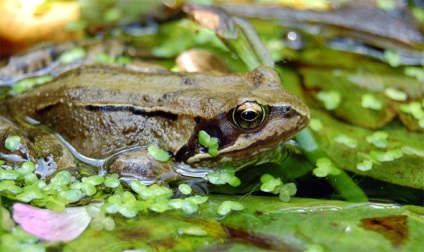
0, 54, 310, 185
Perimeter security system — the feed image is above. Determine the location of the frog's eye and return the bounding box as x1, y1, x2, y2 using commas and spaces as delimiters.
232, 102, 266, 129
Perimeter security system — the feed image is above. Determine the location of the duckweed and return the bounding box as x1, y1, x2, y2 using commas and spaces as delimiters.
198, 130, 219, 157
260, 174, 297, 202
217, 200, 244, 216
59, 47, 86, 64
5, 135, 21, 151
370, 149, 403, 162
148, 145, 171, 162
361, 94, 383, 110
313, 158, 341, 177
206, 168, 241, 187
104, 173, 120, 188
366, 131, 388, 148
178, 184, 192, 195
384, 88, 407, 101
10, 75, 54, 95
334, 134, 357, 148
316, 90, 341, 110
356, 159, 373, 171
177, 226, 208, 236
401, 146, 424, 157
384, 50, 401, 67
309, 118, 323, 131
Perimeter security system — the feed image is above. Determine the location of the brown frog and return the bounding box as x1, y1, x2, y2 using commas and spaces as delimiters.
0, 45, 310, 185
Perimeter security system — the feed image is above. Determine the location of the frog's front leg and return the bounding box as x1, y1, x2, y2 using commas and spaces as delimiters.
0, 116, 77, 178
107, 148, 181, 185
0, 116, 37, 165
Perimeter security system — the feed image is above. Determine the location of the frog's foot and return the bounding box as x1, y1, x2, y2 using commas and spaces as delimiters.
0, 116, 77, 178
107, 148, 181, 186
0, 116, 37, 165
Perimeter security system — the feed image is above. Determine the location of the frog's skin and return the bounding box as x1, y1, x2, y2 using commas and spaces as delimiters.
0, 61, 309, 184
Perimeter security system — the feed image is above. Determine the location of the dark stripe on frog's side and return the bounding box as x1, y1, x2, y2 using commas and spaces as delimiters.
85, 105, 178, 121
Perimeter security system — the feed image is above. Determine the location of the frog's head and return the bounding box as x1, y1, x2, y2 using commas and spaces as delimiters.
176, 66, 310, 169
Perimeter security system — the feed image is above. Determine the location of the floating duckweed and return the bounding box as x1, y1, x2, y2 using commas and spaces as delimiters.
309, 118, 323, 131
104, 174, 120, 188
148, 145, 171, 162
95, 53, 115, 64
117, 56, 132, 64
260, 174, 297, 202
130, 180, 147, 195
59, 47, 86, 64
70, 182, 96, 196
217, 201, 244, 216
260, 174, 282, 193
178, 184, 192, 195
305, 244, 325, 252
404, 67, 424, 82
198, 130, 219, 157
150, 200, 170, 213
278, 183, 297, 202
376, 0, 397, 11
82, 175, 105, 186
16, 185, 44, 202
356, 160, 373, 171
24, 173, 38, 185
0, 180, 23, 194
134, 184, 173, 200
50, 170, 72, 185
206, 168, 240, 187
60, 189, 83, 203
334, 134, 357, 148
370, 150, 403, 162
400, 102, 424, 120
0, 168, 20, 180
5, 135, 21, 151
87, 204, 116, 231
178, 226, 208, 236
316, 90, 341, 110
168, 196, 208, 215
187, 195, 208, 205
361, 94, 383, 110
401, 146, 424, 157
419, 118, 424, 128
46, 196, 66, 213
122, 191, 136, 203
366, 131, 389, 148
384, 88, 407, 101
384, 50, 401, 67
10, 75, 54, 95
313, 158, 341, 177
21, 161, 36, 173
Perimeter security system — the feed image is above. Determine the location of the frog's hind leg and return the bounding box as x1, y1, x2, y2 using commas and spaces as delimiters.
106, 147, 181, 186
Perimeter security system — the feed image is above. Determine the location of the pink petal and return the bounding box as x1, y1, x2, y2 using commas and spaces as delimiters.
13, 203, 92, 241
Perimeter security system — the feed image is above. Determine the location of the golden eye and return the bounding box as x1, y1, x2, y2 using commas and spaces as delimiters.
232, 101, 266, 129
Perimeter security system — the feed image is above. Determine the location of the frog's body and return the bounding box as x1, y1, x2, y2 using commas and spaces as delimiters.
0, 49, 309, 184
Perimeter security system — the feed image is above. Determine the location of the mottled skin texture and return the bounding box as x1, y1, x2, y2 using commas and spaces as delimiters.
0, 65, 309, 182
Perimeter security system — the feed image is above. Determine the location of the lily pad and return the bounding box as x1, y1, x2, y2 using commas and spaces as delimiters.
23, 196, 423, 251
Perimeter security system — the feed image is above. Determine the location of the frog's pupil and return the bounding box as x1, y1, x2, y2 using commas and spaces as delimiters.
242, 110, 258, 121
